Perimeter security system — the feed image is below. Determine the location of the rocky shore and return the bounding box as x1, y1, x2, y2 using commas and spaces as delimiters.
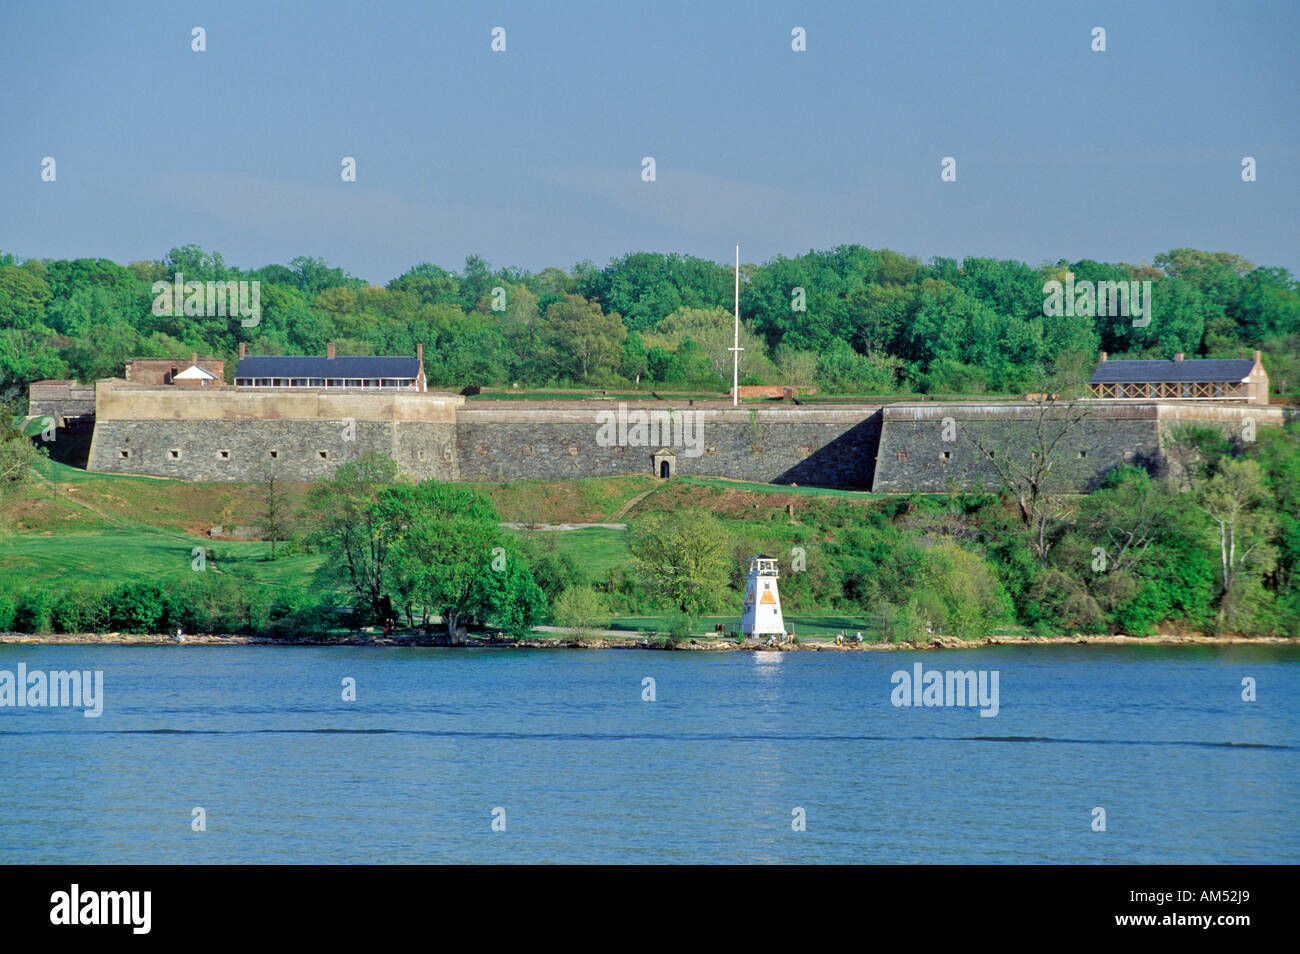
1, 631, 1294, 650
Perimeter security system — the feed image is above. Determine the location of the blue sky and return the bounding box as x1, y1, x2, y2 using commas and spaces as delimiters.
2, 0, 1297, 281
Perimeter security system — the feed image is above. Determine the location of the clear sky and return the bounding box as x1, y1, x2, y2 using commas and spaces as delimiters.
2, 0, 1297, 281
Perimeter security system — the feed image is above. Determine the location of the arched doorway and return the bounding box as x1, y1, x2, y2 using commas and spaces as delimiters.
652, 449, 676, 480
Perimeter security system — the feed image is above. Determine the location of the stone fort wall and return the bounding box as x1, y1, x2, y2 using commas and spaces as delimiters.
454, 404, 883, 488
85, 382, 1288, 491
28, 381, 96, 424
871, 402, 1285, 492
86, 384, 462, 482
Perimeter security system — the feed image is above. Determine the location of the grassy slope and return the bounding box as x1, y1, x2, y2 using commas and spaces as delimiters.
6, 460, 323, 591
2, 465, 907, 631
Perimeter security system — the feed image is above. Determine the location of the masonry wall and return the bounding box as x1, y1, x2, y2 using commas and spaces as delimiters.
454, 404, 883, 488
871, 402, 1286, 493
84, 386, 1288, 490
1152, 402, 1288, 485
28, 382, 96, 423
87, 383, 462, 481
88, 419, 458, 481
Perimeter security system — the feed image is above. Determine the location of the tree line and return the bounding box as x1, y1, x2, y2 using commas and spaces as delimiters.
2, 245, 1297, 406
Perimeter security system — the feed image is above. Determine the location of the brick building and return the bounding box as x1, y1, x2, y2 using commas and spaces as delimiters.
124, 354, 226, 386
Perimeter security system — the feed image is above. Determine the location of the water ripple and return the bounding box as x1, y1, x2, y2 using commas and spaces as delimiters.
0, 727, 1293, 750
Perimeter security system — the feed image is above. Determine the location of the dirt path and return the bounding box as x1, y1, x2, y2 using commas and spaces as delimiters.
610, 488, 657, 520
501, 522, 627, 531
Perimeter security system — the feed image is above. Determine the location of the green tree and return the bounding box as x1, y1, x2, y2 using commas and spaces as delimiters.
383, 481, 509, 641
581, 252, 732, 331
629, 510, 732, 621
1195, 458, 1277, 632
815, 339, 904, 393
918, 538, 1012, 639
303, 453, 404, 621
0, 401, 36, 507
473, 556, 546, 638
0, 266, 52, 330
0, 331, 67, 404
646, 306, 772, 385
257, 472, 294, 560
543, 294, 626, 381
621, 331, 649, 385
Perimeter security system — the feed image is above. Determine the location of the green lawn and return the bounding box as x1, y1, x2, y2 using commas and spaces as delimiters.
506, 526, 631, 577
0, 528, 323, 591
30, 456, 160, 485
676, 476, 884, 498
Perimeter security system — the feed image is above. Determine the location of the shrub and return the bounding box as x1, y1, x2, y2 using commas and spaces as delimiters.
815, 340, 904, 394
663, 609, 693, 643
0, 589, 16, 631
14, 588, 54, 633
51, 585, 109, 633
518, 535, 587, 602
917, 539, 1013, 639
551, 585, 609, 636
106, 581, 168, 633
878, 600, 926, 643
265, 586, 337, 638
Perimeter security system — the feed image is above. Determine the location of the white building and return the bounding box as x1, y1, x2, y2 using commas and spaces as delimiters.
171, 364, 220, 387
740, 555, 785, 637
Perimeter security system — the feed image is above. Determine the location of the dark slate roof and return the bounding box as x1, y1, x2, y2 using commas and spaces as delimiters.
1088, 358, 1254, 384
235, 355, 420, 380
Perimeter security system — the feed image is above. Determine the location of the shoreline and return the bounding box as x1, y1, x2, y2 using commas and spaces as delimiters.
1, 632, 1295, 651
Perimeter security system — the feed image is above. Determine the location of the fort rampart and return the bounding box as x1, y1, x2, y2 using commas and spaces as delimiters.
82, 381, 1290, 491
870, 403, 1288, 492
86, 383, 462, 482
28, 381, 96, 424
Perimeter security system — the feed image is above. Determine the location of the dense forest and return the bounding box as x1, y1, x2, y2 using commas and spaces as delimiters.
2, 245, 1297, 405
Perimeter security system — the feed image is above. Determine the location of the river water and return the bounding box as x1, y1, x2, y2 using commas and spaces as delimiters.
1, 644, 1296, 863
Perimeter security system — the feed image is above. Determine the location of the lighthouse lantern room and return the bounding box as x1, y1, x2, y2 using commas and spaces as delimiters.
740, 555, 785, 638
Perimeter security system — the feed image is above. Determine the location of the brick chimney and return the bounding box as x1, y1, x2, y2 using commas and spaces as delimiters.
239, 342, 246, 359
416, 342, 423, 364
1173, 352, 1184, 362
1099, 351, 1107, 363
1253, 349, 1262, 364
191, 351, 198, 365
327, 342, 336, 359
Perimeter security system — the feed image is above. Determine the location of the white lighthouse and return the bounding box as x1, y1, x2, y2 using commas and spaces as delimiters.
740, 555, 785, 638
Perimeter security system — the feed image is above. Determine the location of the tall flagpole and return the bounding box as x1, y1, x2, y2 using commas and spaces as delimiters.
731, 244, 742, 406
